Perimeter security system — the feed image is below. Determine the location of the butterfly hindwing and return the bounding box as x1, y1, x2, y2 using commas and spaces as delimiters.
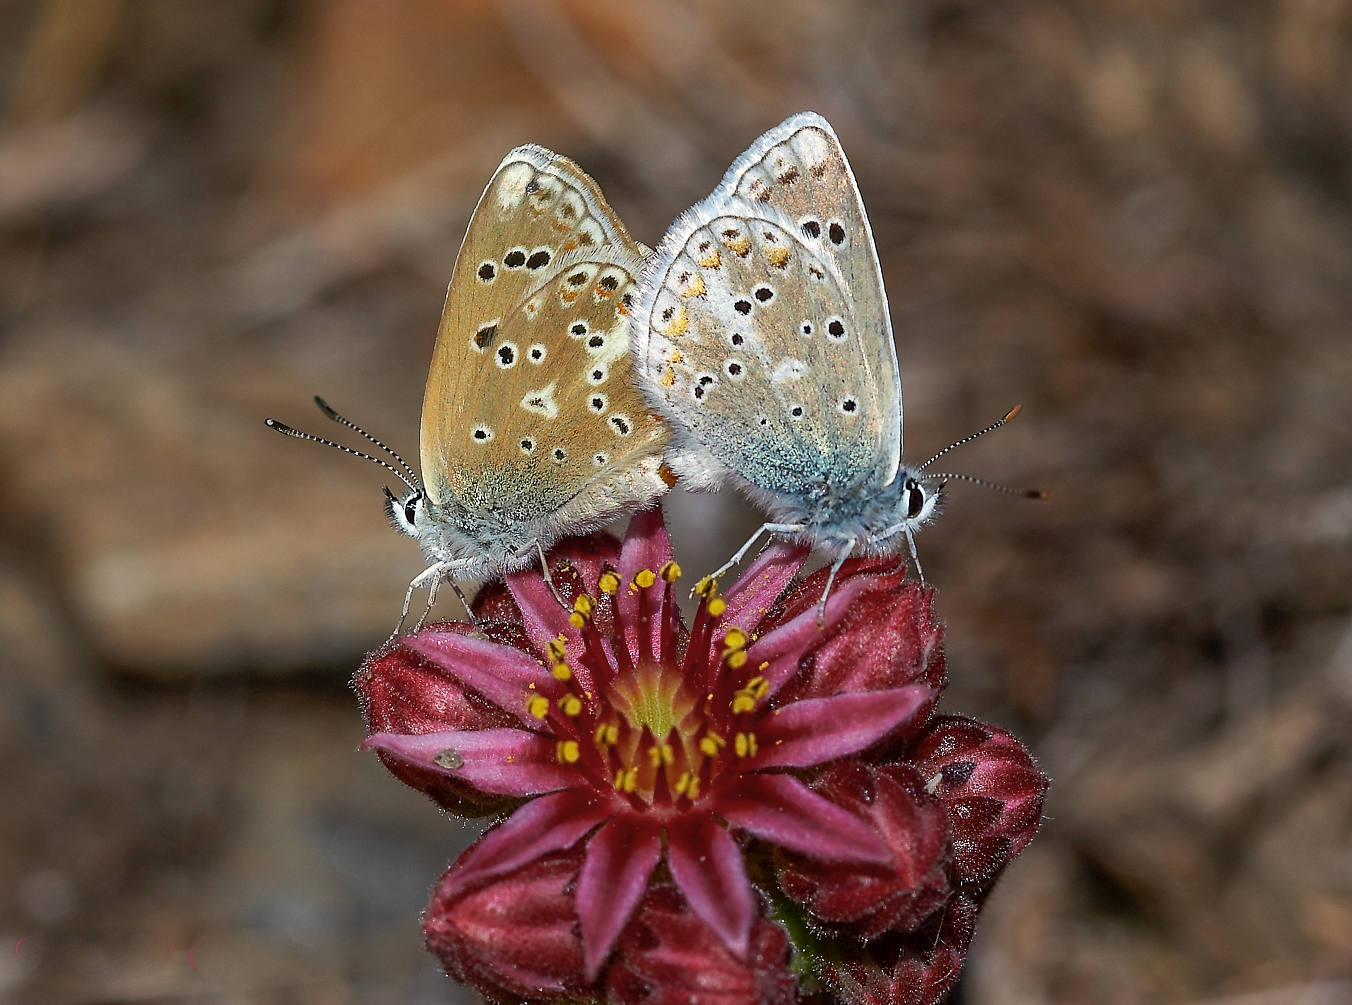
638, 112, 901, 500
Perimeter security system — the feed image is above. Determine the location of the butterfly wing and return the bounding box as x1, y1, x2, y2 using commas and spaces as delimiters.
636, 112, 902, 502
422, 146, 667, 539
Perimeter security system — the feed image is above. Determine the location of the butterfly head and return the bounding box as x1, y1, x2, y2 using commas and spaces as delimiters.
900, 473, 943, 527
384, 484, 427, 539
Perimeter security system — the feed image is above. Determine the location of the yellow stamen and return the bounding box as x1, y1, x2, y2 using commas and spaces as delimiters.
660, 560, 682, 583
698, 733, 725, 758
528, 695, 550, 719
635, 568, 656, 589
547, 635, 567, 662
686, 775, 700, 799
556, 740, 580, 764
734, 732, 758, 758
552, 662, 573, 681
731, 692, 756, 714
569, 593, 595, 628
727, 650, 748, 669
722, 627, 748, 652
675, 771, 691, 796
559, 695, 582, 717
598, 571, 620, 595
708, 596, 727, 618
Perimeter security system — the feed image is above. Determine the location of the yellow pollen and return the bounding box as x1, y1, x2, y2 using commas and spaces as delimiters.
557, 740, 580, 763
615, 766, 637, 793
559, 695, 582, 717
759, 661, 770, 672
694, 576, 718, 599
697, 248, 721, 269
552, 662, 573, 681
660, 560, 682, 582
660, 367, 676, 387
734, 732, 758, 758
727, 650, 748, 669
598, 571, 620, 595
731, 692, 756, 714
722, 627, 748, 652
594, 723, 619, 746
699, 733, 725, 758
547, 636, 567, 662
687, 775, 700, 799
747, 676, 770, 699
528, 695, 550, 719
682, 274, 706, 298
569, 593, 595, 628
675, 771, 691, 796
635, 568, 657, 589
708, 596, 727, 618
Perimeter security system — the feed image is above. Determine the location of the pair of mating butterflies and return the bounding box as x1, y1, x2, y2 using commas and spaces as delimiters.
270, 112, 1032, 625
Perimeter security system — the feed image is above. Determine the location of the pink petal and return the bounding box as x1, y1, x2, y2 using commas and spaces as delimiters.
361, 728, 578, 796
614, 507, 673, 660
402, 632, 551, 729
505, 568, 575, 657
576, 814, 663, 980
743, 578, 873, 696
442, 789, 615, 901
714, 773, 891, 864
665, 812, 755, 959
720, 544, 806, 630
751, 686, 934, 769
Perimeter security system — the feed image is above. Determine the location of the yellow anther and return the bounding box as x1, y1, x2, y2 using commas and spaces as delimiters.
708, 596, 727, 618
731, 692, 756, 715
528, 695, 550, 719
614, 769, 625, 790
556, 740, 580, 764
727, 650, 748, 669
746, 676, 770, 699
574, 594, 594, 615
635, 568, 656, 589
658, 743, 674, 766
734, 732, 758, 758
675, 771, 691, 796
686, 775, 700, 800
598, 571, 620, 595
547, 636, 567, 662
660, 561, 682, 583
698, 733, 726, 758
552, 661, 573, 681
559, 695, 582, 717
722, 628, 748, 652
622, 767, 638, 793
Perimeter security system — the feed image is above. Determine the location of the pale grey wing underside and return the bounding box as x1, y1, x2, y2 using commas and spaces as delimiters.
636, 112, 902, 500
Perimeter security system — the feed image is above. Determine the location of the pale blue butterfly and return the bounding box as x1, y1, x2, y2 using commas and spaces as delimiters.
634, 112, 1038, 611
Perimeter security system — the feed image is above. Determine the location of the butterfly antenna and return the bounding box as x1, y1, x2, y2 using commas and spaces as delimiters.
312, 396, 421, 490
917, 471, 1047, 499
264, 417, 421, 494
917, 405, 1023, 473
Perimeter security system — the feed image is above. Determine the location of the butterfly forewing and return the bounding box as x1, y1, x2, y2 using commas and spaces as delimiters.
422, 146, 666, 527
638, 113, 902, 498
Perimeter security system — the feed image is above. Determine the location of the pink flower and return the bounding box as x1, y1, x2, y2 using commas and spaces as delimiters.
355, 507, 1046, 1001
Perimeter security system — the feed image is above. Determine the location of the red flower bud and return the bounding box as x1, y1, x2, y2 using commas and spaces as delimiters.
423, 845, 591, 1003
908, 716, 1047, 893
778, 761, 951, 937
820, 894, 978, 1005
606, 884, 797, 1005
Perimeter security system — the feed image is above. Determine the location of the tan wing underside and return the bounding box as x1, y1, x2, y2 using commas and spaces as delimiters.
420, 148, 664, 520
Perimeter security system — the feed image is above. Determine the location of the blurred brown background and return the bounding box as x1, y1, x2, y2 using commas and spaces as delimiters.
2, 1, 1350, 1002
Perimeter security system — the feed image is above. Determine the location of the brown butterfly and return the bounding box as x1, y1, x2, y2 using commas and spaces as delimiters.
270, 145, 670, 627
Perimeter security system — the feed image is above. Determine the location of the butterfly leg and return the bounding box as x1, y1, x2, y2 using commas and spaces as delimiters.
534, 540, 569, 611
904, 527, 925, 585
817, 538, 857, 627
700, 522, 805, 595
391, 561, 448, 641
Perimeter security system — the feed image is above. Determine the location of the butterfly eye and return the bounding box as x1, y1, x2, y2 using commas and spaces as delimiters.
906, 482, 926, 519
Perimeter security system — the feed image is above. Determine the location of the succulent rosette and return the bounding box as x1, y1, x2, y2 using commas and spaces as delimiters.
355, 508, 1045, 1003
